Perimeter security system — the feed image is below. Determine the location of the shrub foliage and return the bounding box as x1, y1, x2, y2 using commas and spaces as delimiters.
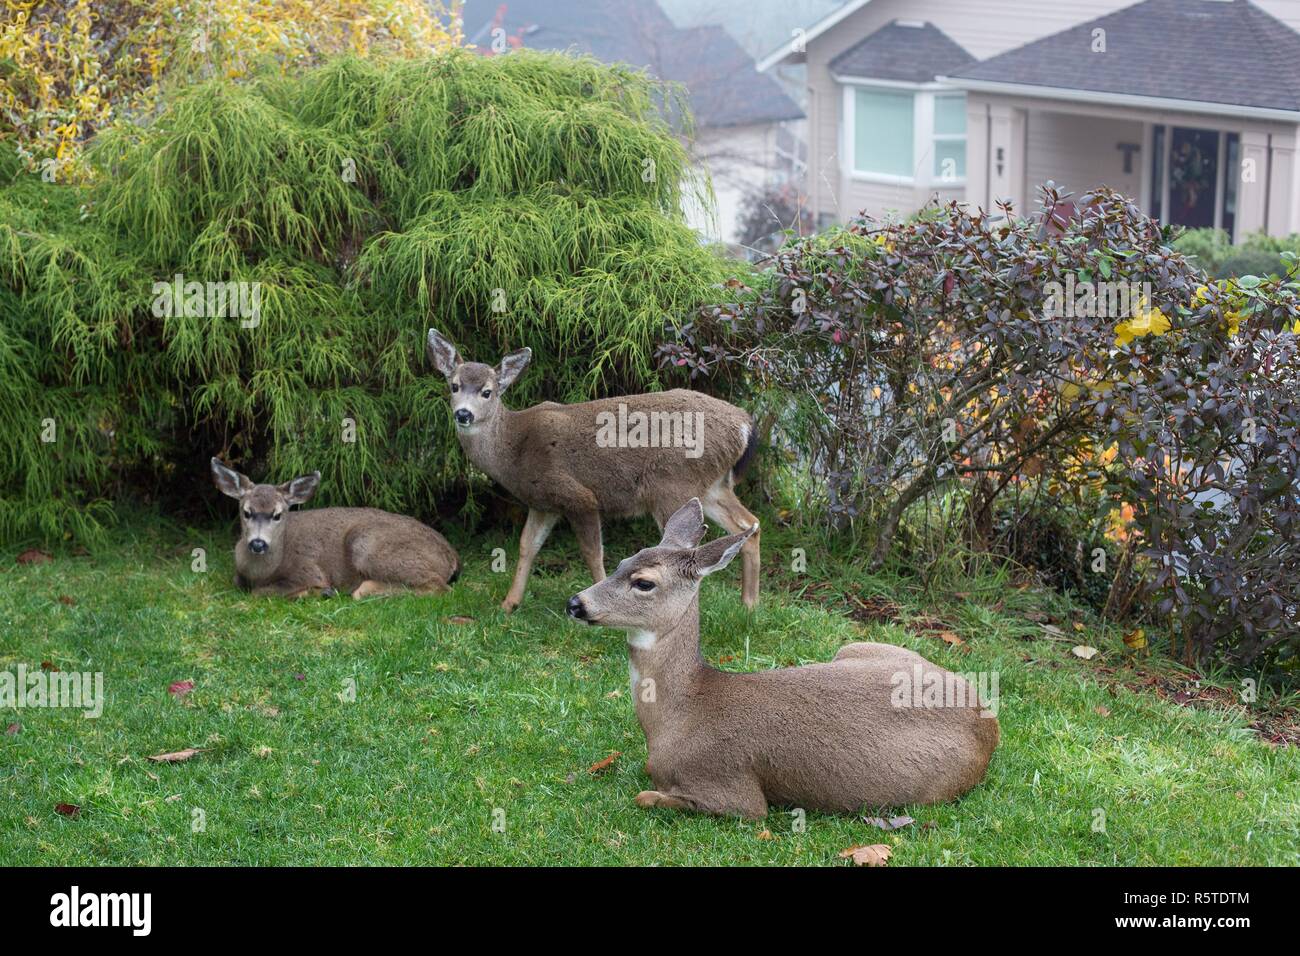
0, 50, 730, 541
664, 187, 1300, 667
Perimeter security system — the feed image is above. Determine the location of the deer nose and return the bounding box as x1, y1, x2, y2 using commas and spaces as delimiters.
566, 595, 587, 620
248, 538, 268, 554
454, 408, 474, 426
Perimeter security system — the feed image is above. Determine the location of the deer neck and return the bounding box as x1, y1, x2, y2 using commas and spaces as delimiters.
456, 408, 514, 484
235, 536, 286, 582
627, 594, 708, 740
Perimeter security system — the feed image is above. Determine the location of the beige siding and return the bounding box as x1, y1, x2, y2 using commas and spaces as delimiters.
1024, 111, 1144, 205
805, 0, 1159, 220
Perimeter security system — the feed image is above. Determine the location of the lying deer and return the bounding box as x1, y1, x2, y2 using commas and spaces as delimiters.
211, 458, 460, 599
426, 329, 761, 612
567, 499, 999, 818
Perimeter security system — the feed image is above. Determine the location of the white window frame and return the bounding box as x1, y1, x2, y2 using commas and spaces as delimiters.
838, 77, 966, 189
931, 92, 968, 187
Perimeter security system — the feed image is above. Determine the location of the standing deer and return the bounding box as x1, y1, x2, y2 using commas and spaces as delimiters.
426, 329, 760, 612
211, 458, 460, 599
567, 499, 999, 819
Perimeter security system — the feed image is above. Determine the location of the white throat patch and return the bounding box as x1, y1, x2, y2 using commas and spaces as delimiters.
626, 629, 658, 650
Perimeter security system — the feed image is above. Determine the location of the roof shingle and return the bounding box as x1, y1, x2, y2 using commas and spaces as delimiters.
829, 20, 976, 84
460, 0, 803, 127
950, 0, 1300, 113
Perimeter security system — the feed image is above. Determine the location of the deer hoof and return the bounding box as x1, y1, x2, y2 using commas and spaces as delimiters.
500, 598, 519, 613
635, 790, 666, 809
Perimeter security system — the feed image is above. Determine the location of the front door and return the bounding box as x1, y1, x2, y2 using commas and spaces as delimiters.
1150, 125, 1239, 238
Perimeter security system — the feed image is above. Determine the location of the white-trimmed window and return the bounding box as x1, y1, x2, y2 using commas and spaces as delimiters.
932, 93, 967, 183
843, 83, 966, 187
852, 89, 914, 178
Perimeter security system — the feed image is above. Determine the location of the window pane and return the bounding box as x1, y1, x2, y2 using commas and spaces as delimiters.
854, 89, 913, 177
934, 140, 966, 181
934, 94, 966, 136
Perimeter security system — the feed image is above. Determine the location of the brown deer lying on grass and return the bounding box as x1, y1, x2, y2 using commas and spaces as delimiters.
567, 499, 999, 819
426, 329, 761, 612
211, 458, 459, 599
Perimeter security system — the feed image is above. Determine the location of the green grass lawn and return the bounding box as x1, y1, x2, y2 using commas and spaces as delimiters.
2, 515, 1297, 866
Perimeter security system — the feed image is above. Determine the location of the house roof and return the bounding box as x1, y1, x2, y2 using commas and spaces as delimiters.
829, 20, 975, 84
460, 0, 804, 128
757, 0, 876, 72
949, 0, 1300, 114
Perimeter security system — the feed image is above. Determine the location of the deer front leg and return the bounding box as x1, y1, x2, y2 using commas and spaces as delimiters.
502, 509, 559, 613
568, 510, 605, 583
702, 484, 761, 610
250, 581, 314, 600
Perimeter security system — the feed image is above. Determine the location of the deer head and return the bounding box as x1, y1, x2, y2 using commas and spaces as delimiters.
210, 458, 319, 558
566, 499, 757, 635
426, 328, 531, 434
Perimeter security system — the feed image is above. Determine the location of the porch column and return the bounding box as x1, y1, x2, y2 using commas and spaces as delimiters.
1238, 131, 1269, 235
965, 97, 990, 212
1267, 131, 1296, 237
987, 103, 1027, 215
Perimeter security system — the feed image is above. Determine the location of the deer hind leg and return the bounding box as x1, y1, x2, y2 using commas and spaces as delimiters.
635, 779, 768, 820
351, 579, 447, 599
567, 510, 605, 583
502, 509, 560, 613
701, 480, 761, 610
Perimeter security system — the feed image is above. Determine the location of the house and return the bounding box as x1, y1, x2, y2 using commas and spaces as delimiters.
460, 0, 805, 245
760, 0, 1300, 239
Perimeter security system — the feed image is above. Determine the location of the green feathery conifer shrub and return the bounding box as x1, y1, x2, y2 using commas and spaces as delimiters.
0, 50, 734, 543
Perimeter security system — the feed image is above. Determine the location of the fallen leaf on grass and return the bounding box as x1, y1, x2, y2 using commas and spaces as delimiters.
1123, 628, 1147, 650
54, 803, 81, 818
57, 595, 76, 606
1072, 645, 1099, 660
937, 631, 968, 652
17, 549, 52, 565
1094, 705, 1111, 717
587, 752, 621, 775
864, 815, 914, 831
446, 616, 475, 625
839, 844, 892, 867
168, 680, 195, 699
756, 829, 773, 840
5, 723, 19, 735
1041, 624, 1065, 638
146, 748, 203, 763
40, 661, 59, 672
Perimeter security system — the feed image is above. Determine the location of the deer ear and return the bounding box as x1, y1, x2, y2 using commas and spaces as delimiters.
660, 498, 706, 550
497, 347, 532, 390
688, 523, 758, 578
279, 471, 320, 506
427, 328, 462, 378
211, 458, 252, 499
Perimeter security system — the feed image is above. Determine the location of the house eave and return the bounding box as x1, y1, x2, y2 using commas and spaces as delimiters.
756, 0, 876, 72
937, 77, 1300, 123
832, 73, 949, 91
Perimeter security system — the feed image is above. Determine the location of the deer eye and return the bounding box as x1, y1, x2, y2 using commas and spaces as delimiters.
273, 512, 282, 521
632, 579, 655, 592
481, 389, 492, 399
450, 383, 460, 393
242, 510, 252, 520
